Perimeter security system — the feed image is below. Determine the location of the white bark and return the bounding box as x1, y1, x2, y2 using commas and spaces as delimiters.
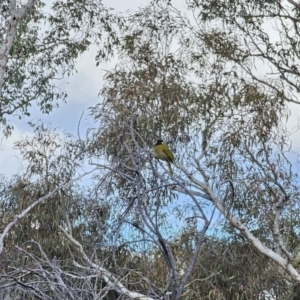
0, 0, 35, 101
176, 162, 300, 282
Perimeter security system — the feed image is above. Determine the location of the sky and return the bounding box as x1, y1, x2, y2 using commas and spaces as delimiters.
1, 0, 300, 180
0, 45, 100, 178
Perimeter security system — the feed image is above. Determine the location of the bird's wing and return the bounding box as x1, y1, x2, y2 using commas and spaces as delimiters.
163, 146, 174, 162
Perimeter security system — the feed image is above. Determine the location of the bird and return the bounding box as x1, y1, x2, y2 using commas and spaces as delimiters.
153, 139, 175, 174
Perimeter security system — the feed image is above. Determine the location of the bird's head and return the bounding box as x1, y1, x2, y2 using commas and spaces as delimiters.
155, 139, 164, 145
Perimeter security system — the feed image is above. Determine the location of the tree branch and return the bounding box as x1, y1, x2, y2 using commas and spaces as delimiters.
59, 225, 155, 300
0, 0, 35, 101
287, 0, 300, 8
0, 168, 97, 255
176, 162, 300, 282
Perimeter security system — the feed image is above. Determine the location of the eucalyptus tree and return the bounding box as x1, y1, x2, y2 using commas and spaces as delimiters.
0, 0, 122, 135
87, 0, 300, 297
2, 1, 300, 299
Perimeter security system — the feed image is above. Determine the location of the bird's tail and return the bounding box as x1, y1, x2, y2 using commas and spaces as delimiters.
168, 161, 173, 175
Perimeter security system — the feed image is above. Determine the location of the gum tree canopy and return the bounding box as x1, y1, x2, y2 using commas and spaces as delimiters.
2, 1, 300, 300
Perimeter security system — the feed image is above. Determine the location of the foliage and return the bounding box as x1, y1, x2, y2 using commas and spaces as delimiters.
0, 0, 123, 135
187, 0, 300, 104
1, 0, 300, 299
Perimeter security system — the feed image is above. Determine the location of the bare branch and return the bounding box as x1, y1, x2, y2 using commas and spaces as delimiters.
59, 225, 156, 300
176, 162, 300, 282
286, 0, 300, 8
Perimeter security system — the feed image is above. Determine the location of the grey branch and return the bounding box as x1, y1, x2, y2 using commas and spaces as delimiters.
176, 161, 300, 282
286, 0, 300, 8
59, 225, 155, 300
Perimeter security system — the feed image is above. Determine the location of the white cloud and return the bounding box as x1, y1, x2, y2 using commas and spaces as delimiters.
0, 126, 31, 179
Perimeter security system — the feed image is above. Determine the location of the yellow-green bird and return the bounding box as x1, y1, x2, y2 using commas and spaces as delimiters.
153, 139, 175, 174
